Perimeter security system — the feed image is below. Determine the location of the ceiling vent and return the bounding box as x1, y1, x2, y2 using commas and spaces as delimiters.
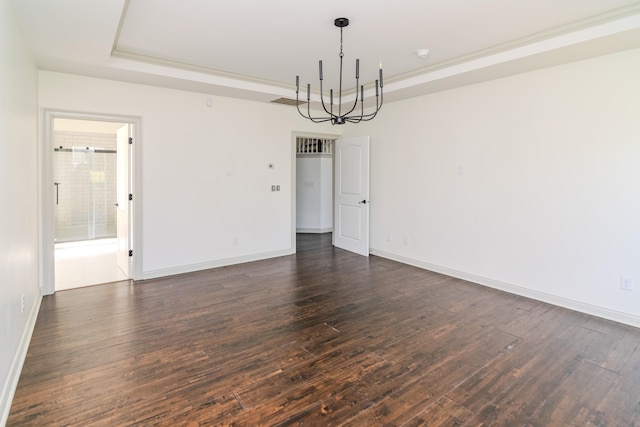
270, 97, 305, 106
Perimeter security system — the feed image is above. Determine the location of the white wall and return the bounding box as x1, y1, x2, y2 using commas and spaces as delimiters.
296, 157, 321, 230
0, 0, 41, 423
319, 157, 333, 230
296, 156, 333, 232
344, 49, 640, 327
38, 72, 333, 278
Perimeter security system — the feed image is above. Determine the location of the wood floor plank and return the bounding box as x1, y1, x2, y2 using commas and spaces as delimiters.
345, 329, 519, 426
593, 342, 640, 426
7, 233, 640, 426
231, 350, 386, 426
403, 396, 474, 427
273, 387, 373, 427
529, 356, 618, 425
449, 325, 602, 425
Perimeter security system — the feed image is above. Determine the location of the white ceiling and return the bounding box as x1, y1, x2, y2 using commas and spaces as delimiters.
10, 0, 640, 106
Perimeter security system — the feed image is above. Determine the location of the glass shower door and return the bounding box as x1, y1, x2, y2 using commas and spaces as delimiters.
53, 146, 117, 243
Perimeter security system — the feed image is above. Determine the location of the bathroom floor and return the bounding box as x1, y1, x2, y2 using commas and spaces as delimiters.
55, 238, 129, 291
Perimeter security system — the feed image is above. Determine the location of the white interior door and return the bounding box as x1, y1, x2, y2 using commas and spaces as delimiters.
334, 136, 370, 256
116, 124, 132, 277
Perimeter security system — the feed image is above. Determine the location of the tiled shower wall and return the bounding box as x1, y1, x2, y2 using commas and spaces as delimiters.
53, 131, 117, 242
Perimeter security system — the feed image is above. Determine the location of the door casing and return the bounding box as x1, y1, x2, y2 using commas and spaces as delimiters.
40, 110, 143, 295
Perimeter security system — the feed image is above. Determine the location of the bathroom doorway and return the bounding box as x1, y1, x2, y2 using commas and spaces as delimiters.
51, 117, 133, 290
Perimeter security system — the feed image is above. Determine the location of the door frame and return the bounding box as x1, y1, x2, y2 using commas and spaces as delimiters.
40, 110, 143, 295
290, 131, 340, 253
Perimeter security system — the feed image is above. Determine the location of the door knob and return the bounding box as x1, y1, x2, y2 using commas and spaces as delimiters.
359, 200, 368, 204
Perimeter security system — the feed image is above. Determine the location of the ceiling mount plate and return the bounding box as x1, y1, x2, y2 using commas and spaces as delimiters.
334, 17, 349, 28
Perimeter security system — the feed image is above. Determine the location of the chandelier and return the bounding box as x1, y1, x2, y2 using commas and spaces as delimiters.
295, 17, 383, 125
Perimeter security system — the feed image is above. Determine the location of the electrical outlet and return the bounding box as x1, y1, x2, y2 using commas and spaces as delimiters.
21, 294, 25, 314
620, 276, 633, 291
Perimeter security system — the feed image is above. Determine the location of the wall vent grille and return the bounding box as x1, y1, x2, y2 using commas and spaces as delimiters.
270, 97, 305, 106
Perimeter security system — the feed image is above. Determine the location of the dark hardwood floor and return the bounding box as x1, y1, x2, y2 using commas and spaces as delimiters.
8, 233, 640, 426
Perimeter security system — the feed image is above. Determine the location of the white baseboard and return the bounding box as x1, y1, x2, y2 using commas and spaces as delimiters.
370, 248, 640, 329
296, 228, 333, 234
141, 248, 294, 280
1, 291, 42, 426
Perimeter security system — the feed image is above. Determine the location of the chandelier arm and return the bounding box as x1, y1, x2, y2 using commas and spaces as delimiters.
342, 87, 364, 124
358, 102, 382, 121
359, 107, 379, 121
339, 79, 361, 120
343, 60, 363, 118
357, 106, 379, 121
296, 88, 333, 123
318, 63, 337, 119
344, 83, 381, 123
296, 101, 319, 121
355, 83, 384, 121
306, 98, 333, 123
342, 97, 360, 119
295, 103, 308, 120
294, 94, 340, 123
330, 89, 334, 118
295, 77, 310, 120
338, 77, 384, 122
319, 88, 337, 121
345, 59, 361, 118
295, 85, 312, 120
298, 72, 338, 122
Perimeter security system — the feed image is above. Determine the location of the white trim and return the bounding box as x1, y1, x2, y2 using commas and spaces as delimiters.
295, 153, 334, 159
0, 292, 42, 426
371, 248, 640, 329
296, 228, 333, 234
141, 249, 294, 280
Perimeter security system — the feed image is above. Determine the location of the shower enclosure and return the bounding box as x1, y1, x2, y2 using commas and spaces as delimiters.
53, 134, 118, 243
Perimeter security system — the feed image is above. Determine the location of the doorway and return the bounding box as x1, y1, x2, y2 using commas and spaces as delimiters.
295, 136, 336, 234
45, 115, 136, 291
292, 133, 339, 253
290, 132, 371, 257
